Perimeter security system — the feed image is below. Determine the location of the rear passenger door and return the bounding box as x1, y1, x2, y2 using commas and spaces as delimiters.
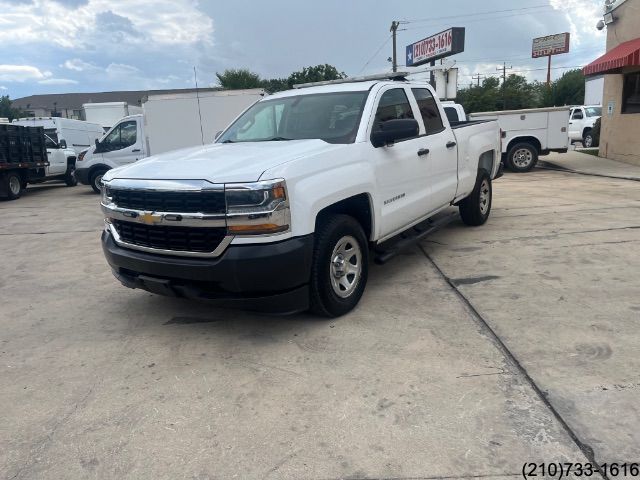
410, 88, 458, 211
368, 86, 431, 238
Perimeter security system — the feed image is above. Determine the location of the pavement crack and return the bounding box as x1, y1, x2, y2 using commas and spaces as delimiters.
418, 244, 610, 480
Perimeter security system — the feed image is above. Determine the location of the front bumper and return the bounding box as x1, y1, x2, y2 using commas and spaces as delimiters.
75, 167, 90, 185
102, 230, 314, 314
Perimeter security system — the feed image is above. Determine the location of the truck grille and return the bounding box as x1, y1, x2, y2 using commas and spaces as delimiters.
110, 189, 226, 214
112, 220, 226, 253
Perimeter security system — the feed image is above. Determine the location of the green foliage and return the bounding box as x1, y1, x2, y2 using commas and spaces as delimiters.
591, 117, 601, 147
261, 78, 289, 94
286, 64, 346, 87
0, 95, 23, 121
215, 69, 263, 90
458, 69, 587, 114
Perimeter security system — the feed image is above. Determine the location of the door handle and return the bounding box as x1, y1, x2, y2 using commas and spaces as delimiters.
132, 149, 141, 152
417, 148, 430, 156
446, 141, 457, 149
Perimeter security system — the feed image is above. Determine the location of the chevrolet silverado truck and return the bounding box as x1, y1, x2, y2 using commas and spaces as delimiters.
100, 73, 501, 317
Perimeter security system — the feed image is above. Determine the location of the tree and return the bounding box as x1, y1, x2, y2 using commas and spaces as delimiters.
550, 69, 585, 106
0, 96, 23, 121
261, 78, 289, 94
457, 77, 501, 114
215, 69, 262, 90
501, 74, 536, 110
286, 64, 346, 88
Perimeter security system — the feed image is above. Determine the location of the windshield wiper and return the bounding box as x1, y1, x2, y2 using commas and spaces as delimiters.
221, 139, 235, 143
265, 136, 292, 141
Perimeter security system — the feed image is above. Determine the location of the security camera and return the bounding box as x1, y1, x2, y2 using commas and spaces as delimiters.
596, 19, 605, 30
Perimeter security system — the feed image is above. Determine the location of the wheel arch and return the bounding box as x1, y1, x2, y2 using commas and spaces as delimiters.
88, 163, 111, 177
478, 150, 496, 176
315, 193, 374, 242
506, 136, 542, 155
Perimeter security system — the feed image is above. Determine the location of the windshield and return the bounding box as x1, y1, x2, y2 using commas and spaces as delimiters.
218, 91, 369, 144
585, 107, 602, 117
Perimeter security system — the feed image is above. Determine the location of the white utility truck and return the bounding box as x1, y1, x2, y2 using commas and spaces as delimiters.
100, 73, 502, 317
568, 105, 602, 147
12, 117, 104, 155
83, 102, 144, 131
468, 106, 570, 172
77, 89, 264, 192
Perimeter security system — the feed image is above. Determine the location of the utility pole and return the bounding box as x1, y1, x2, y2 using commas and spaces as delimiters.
390, 21, 399, 72
472, 73, 484, 87
497, 62, 513, 110
546, 55, 552, 86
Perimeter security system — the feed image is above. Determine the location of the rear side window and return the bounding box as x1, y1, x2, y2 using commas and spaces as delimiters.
444, 106, 459, 123
412, 88, 444, 135
373, 88, 415, 127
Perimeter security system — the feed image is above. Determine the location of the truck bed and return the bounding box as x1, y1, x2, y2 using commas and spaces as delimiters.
449, 120, 494, 129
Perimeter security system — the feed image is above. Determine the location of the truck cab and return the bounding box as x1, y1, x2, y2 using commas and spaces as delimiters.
568, 105, 602, 147
100, 73, 501, 317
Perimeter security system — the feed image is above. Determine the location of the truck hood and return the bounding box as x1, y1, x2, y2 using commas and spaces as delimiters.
105, 140, 344, 183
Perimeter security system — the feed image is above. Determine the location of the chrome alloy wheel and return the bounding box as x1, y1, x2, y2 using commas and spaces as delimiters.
512, 148, 533, 169
329, 235, 362, 298
8, 175, 21, 195
479, 179, 490, 215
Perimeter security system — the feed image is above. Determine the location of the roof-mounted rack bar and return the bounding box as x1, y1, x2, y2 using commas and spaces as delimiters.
293, 71, 411, 89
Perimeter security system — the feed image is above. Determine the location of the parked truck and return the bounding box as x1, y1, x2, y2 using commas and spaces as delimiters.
83, 102, 144, 131
12, 117, 104, 155
76, 89, 265, 192
100, 73, 501, 317
0, 124, 77, 200
468, 106, 570, 172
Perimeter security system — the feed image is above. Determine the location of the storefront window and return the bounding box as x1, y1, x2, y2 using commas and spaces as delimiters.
622, 71, 640, 114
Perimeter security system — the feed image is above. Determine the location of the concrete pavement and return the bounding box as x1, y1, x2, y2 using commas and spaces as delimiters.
2, 167, 638, 479
540, 150, 640, 181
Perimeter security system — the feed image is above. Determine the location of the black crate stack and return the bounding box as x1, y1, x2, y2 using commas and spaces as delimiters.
0, 124, 47, 165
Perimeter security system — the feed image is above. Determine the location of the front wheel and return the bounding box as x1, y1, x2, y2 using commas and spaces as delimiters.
459, 171, 492, 226
583, 131, 594, 148
89, 168, 108, 193
65, 166, 78, 187
506, 142, 538, 172
310, 214, 369, 318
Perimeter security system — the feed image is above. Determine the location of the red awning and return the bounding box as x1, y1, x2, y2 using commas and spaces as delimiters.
583, 38, 640, 76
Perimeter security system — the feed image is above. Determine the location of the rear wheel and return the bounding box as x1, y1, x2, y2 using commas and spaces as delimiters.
310, 214, 369, 318
89, 168, 108, 193
2, 172, 23, 200
583, 130, 594, 148
506, 142, 538, 172
459, 171, 492, 226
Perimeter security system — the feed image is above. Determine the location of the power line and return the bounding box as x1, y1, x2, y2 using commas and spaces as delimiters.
358, 34, 393, 74
400, 10, 558, 32
471, 73, 485, 87
399, 4, 552, 24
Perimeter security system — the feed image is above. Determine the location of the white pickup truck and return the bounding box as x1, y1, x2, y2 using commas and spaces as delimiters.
100, 74, 501, 317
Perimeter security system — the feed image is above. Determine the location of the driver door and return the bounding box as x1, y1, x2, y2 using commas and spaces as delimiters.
44, 134, 67, 175
569, 108, 584, 141
99, 119, 143, 166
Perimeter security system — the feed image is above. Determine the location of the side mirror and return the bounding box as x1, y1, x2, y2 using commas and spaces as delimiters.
58, 139, 67, 149
371, 119, 419, 148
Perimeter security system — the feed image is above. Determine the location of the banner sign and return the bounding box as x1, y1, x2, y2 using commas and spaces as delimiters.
532, 33, 570, 58
406, 27, 465, 67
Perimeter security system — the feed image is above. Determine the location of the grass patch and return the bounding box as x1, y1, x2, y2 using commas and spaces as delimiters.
579, 148, 600, 157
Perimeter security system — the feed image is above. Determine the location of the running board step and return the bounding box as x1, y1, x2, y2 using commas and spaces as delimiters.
374, 212, 457, 265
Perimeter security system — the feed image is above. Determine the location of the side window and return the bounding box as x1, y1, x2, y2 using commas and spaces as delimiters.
120, 121, 137, 147
102, 125, 122, 150
572, 109, 584, 120
412, 88, 444, 135
444, 106, 459, 123
373, 88, 415, 129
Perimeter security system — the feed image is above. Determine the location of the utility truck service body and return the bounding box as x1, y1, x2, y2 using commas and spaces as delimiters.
76, 89, 264, 192
468, 106, 570, 172
100, 75, 501, 317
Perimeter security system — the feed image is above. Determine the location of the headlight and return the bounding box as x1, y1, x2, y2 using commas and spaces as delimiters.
101, 183, 113, 205
225, 179, 290, 235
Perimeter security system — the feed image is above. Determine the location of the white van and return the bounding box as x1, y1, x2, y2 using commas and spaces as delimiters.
76, 89, 265, 192
12, 117, 104, 155
83, 102, 144, 131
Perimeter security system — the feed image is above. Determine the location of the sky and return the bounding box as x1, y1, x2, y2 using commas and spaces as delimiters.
0, 0, 607, 99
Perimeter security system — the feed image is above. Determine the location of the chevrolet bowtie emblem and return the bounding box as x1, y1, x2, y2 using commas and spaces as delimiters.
139, 212, 162, 225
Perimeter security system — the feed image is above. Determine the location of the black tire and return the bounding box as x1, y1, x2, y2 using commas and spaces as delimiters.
310, 214, 369, 318
583, 130, 594, 148
2, 172, 23, 200
459, 171, 492, 226
506, 142, 538, 172
65, 166, 78, 187
89, 168, 108, 193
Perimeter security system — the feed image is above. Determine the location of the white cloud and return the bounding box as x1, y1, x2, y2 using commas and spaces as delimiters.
0, 86, 7, 90
548, 0, 605, 46
0, 65, 52, 82
0, 0, 214, 49
61, 58, 100, 72
38, 78, 79, 85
